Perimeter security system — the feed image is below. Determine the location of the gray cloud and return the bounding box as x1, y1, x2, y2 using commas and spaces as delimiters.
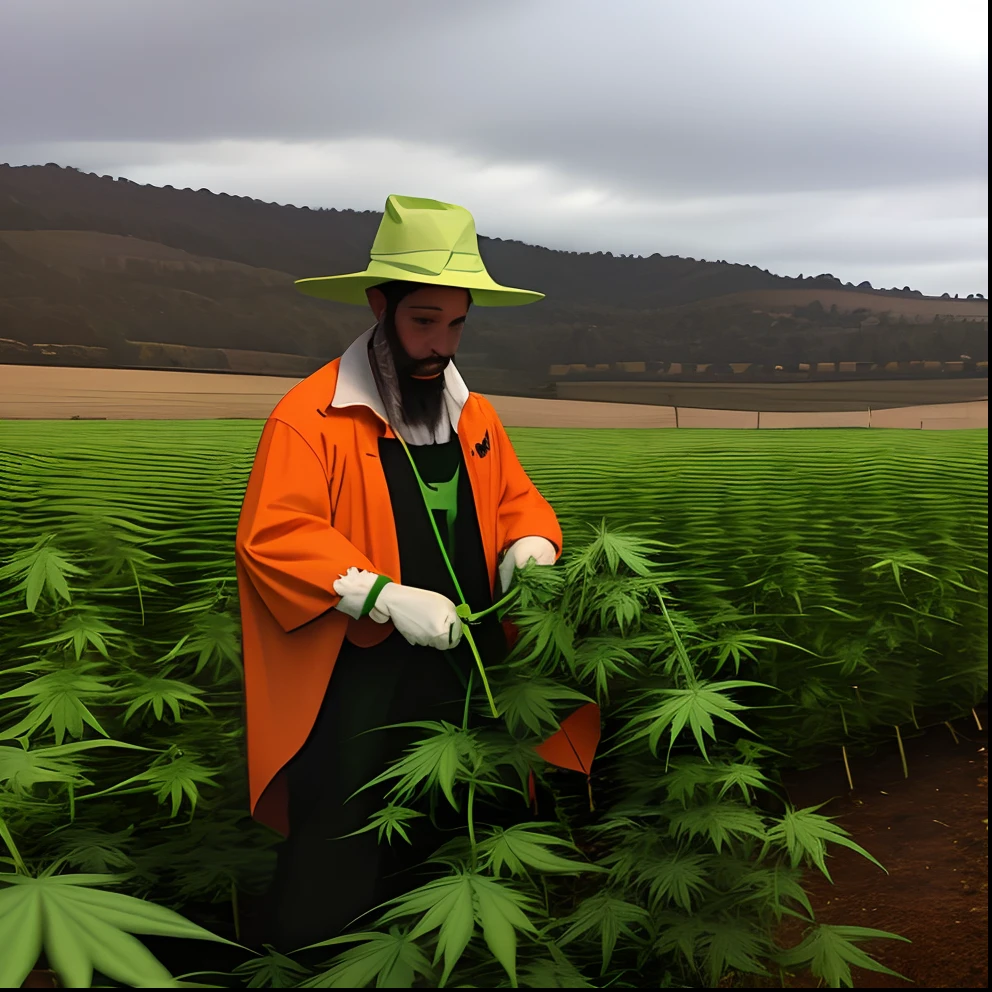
1, 0, 987, 295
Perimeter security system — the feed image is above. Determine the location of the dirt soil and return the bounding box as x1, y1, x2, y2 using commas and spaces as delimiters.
779, 706, 988, 989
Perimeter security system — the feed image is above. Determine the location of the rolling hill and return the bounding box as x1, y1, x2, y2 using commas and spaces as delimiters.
0, 163, 986, 380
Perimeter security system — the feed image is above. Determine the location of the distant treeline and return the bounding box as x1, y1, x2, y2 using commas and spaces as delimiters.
0, 163, 987, 373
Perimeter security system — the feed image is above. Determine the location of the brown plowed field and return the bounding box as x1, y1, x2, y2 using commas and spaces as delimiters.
0, 365, 986, 429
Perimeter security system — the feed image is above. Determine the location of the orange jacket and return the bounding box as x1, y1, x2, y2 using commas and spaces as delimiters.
235, 329, 563, 836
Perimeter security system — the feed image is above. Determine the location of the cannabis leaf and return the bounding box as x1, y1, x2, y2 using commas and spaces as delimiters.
25, 610, 125, 660
378, 870, 539, 987
626, 680, 766, 764
357, 721, 484, 810
79, 748, 221, 818
0, 872, 240, 989
765, 805, 886, 882
0, 538, 88, 612
660, 757, 720, 807
119, 672, 211, 725
479, 823, 599, 878
694, 629, 817, 675
658, 754, 768, 805
42, 824, 138, 876
777, 924, 909, 988
572, 637, 643, 701
300, 928, 433, 988
865, 551, 941, 597
229, 943, 313, 989
0, 738, 150, 795
656, 914, 772, 986
507, 605, 576, 670
711, 760, 772, 803
172, 610, 242, 676
86, 528, 171, 623
518, 941, 596, 988
667, 800, 768, 852
514, 558, 566, 608
636, 850, 712, 912
341, 804, 425, 846
0, 661, 116, 743
495, 677, 592, 736
730, 864, 814, 921
566, 521, 665, 579
589, 576, 650, 633
556, 892, 650, 974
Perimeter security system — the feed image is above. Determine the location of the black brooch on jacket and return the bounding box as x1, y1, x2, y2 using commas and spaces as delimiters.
474, 431, 490, 458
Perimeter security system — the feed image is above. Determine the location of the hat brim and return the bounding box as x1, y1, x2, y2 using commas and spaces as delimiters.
294, 269, 544, 307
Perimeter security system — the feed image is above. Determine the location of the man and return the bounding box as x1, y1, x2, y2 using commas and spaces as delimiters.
235, 195, 562, 952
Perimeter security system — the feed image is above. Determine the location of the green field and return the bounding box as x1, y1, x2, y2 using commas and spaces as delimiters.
2, 420, 986, 756
0, 421, 987, 988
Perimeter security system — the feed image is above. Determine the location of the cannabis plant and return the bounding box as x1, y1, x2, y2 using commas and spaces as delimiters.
296, 525, 907, 988
513, 427, 988, 766
0, 422, 276, 987
2, 420, 983, 987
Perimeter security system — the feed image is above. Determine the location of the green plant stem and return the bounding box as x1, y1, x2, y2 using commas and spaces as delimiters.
231, 880, 241, 943
894, 725, 908, 778
655, 587, 695, 683
841, 746, 854, 791
972, 707, 983, 731
461, 624, 497, 718
127, 557, 146, 626
945, 721, 960, 744
462, 669, 474, 732
467, 779, 477, 868
462, 587, 517, 624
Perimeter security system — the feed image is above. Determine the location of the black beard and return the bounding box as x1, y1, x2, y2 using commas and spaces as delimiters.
398, 372, 447, 434
384, 317, 450, 435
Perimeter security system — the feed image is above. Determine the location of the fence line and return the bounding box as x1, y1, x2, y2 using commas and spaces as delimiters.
493, 398, 988, 430
659, 404, 987, 430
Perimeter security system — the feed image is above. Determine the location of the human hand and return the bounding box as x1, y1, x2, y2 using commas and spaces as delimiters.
498, 536, 557, 594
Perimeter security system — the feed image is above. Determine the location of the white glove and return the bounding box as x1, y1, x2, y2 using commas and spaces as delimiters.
333, 567, 391, 622
333, 568, 462, 651
498, 536, 557, 594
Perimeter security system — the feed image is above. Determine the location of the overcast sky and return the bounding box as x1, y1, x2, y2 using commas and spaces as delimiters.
1, 0, 987, 296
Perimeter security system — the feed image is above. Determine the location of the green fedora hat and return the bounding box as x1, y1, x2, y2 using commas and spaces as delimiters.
294, 194, 544, 307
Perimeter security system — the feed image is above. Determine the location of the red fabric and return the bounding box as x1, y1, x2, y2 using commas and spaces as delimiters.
534, 702, 602, 775
501, 619, 520, 649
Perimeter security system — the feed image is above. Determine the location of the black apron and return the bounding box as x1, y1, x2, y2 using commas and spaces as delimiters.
265, 434, 508, 954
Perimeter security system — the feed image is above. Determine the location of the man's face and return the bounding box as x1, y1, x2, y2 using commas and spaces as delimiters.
370, 284, 469, 378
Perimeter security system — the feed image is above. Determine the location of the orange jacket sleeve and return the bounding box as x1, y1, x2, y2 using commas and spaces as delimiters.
235, 418, 377, 632
489, 407, 564, 559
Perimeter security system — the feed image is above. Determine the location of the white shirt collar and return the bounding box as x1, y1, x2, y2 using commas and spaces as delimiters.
330, 325, 471, 440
